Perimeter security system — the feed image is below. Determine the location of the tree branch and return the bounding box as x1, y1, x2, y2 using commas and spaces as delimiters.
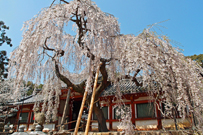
95, 62, 110, 100
60, 0, 69, 4
122, 69, 143, 87
50, 0, 56, 8
42, 36, 85, 94
43, 37, 56, 52
70, 8, 114, 64
54, 60, 85, 94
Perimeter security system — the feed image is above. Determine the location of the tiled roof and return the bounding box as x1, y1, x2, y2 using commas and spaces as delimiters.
102, 79, 146, 96
9, 79, 145, 105
0, 113, 17, 118
12, 94, 43, 105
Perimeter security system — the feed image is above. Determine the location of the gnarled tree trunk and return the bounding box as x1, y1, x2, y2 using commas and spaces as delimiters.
93, 101, 108, 132
55, 61, 110, 132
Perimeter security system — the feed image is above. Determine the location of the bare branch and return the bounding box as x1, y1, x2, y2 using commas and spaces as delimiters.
50, 0, 56, 8
121, 69, 143, 87
60, 0, 69, 4
43, 37, 56, 52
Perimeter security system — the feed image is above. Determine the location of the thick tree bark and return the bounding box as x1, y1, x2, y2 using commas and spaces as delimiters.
172, 107, 178, 130
55, 61, 109, 132
93, 101, 108, 132
55, 61, 85, 94
93, 62, 110, 131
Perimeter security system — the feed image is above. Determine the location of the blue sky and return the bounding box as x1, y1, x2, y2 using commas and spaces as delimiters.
1, 0, 203, 57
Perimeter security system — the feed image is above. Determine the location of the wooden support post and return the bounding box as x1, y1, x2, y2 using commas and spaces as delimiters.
27, 106, 32, 131
85, 63, 101, 135
60, 88, 71, 130
109, 99, 112, 130
73, 89, 88, 135
131, 100, 135, 125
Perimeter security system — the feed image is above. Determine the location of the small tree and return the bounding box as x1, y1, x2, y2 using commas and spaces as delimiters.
0, 21, 12, 80
8, 0, 203, 133
187, 54, 203, 68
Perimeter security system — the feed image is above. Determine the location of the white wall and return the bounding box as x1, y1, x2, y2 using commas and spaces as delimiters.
162, 118, 191, 129
43, 123, 55, 130
112, 122, 120, 129
136, 120, 158, 130
91, 122, 110, 131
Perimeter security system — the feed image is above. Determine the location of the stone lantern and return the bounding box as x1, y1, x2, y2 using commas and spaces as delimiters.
29, 125, 46, 135
11, 125, 29, 135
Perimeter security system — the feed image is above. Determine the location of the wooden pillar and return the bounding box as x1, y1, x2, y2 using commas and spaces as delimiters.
68, 101, 73, 130
27, 106, 32, 131
109, 99, 112, 130
16, 109, 21, 131
131, 95, 135, 125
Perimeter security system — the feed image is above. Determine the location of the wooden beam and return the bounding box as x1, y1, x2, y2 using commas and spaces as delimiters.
84, 63, 101, 135
73, 90, 88, 135
60, 88, 71, 130
109, 100, 112, 130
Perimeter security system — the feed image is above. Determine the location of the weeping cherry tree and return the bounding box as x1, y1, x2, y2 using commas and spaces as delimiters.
8, 0, 203, 133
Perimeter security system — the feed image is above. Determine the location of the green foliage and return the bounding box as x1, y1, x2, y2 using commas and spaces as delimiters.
25, 81, 43, 96
186, 54, 203, 68
0, 21, 12, 80
0, 50, 9, 80
0, 21, 12, 47
26, 81, 34, 96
